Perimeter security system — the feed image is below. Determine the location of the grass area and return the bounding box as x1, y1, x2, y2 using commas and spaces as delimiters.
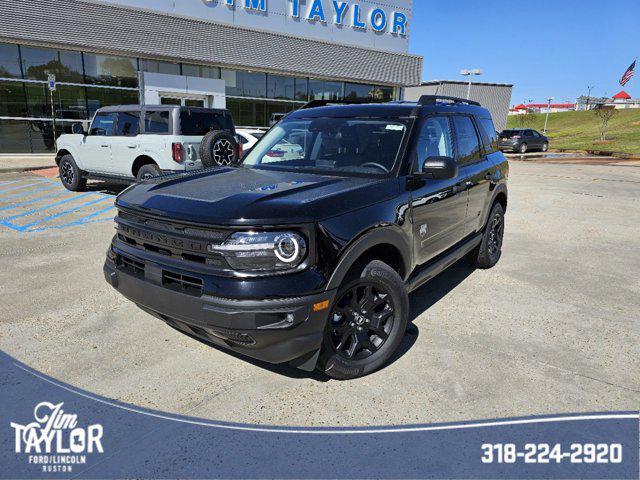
506, 109, 640, 155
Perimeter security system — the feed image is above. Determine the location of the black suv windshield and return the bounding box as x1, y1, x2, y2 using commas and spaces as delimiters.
242, 117, 409, 177
180, 110, 233, 135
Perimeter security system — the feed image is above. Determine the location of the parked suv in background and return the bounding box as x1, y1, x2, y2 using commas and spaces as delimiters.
498, 129, 548, 153
56, 105, 239, 191
104, 96, 508, 380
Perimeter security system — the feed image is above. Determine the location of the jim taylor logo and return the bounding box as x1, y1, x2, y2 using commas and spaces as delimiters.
10, 402, 104, 473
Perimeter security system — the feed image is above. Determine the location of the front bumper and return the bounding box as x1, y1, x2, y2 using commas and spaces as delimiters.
104, 255, 336, 369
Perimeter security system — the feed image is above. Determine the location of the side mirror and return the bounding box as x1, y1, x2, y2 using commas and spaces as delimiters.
71, 123, 86, 135
421, 156, 458, 180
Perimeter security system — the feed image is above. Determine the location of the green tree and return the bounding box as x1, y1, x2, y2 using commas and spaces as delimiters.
594, 107, 617, 141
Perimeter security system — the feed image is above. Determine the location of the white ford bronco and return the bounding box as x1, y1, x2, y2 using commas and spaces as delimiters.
55, 105, 239, 191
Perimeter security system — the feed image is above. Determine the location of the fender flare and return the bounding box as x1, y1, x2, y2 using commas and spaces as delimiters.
326, 226, 412, 291
482, 183, 508, 227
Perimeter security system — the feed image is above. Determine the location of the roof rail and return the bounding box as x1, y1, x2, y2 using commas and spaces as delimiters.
417, 95, 481, 106
299, 99, 382, 110
410, 95, 481, 116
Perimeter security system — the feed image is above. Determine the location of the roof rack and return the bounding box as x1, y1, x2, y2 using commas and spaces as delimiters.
417, 95, 481, 106
299, 99, 382, 110
410, 95, 481, 116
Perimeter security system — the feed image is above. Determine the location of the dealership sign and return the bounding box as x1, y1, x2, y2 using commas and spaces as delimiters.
213, 0, 408, 35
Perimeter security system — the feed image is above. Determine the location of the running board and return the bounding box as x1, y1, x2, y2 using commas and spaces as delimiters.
406, 234, 482, 293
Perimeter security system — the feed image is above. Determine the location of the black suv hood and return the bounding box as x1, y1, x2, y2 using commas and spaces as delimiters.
116, 167, 399, 225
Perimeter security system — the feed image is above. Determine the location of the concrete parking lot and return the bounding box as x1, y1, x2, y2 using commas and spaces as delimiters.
1, 160, 639, 427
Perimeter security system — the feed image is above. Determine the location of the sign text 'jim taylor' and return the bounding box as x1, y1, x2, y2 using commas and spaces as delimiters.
209, 0, 408, 36
10, 402, 104, 473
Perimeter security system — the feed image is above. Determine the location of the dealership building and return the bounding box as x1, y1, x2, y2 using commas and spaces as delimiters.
0, 0, 422, 154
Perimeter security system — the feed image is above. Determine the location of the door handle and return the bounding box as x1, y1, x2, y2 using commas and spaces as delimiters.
127, 144, 137, 149
101, 144, 109, 148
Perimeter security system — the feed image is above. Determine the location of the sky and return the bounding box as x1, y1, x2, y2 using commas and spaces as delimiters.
409, 0, 640, 105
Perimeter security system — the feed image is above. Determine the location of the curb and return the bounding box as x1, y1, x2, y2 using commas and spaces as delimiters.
0, 165, 56, 174
552, 149, 640, 159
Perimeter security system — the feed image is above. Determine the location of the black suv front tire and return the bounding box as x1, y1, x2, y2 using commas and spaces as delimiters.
318, 260, 409, 380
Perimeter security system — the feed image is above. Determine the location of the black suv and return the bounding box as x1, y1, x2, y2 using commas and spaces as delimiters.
498, 129, 549, 154
104, 96, 508, 380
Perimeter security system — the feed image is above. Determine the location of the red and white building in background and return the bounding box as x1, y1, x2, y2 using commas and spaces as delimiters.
510, 90, 640, 115
607, 90, 640, 109
508, 102, 576, 115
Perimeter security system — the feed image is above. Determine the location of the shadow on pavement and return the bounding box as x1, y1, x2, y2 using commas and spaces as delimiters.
85, 180, 129, 196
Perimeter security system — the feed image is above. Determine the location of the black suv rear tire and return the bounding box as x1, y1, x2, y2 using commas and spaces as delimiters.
318, 260, 409, 380
470, 203, 505, 269
199, 130, 238, 168
59, 154, 87, 192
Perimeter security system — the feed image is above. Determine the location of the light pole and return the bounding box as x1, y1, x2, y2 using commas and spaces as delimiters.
585, 85, 594, 111
543, 96, 553, 134
460, 69, 482, 99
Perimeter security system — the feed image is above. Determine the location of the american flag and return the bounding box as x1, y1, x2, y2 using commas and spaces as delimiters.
620, 60, 636, 86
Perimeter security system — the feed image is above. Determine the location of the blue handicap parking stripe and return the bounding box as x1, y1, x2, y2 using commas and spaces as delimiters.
1, 192, 95, 222
0, 190, 71, 212
0, 179, 50, 194
0, 183, 60, 201
29, 205, 116, 232
18, 196, 113, 230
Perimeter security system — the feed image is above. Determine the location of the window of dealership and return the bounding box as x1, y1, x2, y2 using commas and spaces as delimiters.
0, 42, 397, 154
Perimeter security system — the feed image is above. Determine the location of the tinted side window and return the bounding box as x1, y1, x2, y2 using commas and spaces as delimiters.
179, 110, 232, 135
90, 112, 117, 136
144, 111, 170, 134
116, 112, 140, 136
478, 117, 498, 154
416, 116, 453, 171
453, 116, 482, 165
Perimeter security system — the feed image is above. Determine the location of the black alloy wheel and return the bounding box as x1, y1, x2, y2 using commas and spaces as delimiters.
487, 210, 504, 258
329, 283, 395, 360
60, 159, 74, 185
318, 260, 409, 380
469, 203, 505, 269
58, 154, 86, 192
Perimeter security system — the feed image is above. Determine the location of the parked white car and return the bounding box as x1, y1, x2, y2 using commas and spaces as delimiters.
236, 128, 266, 150
55, 105, 238, 191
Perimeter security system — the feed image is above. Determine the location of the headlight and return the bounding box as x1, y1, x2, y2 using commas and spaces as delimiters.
210, 231, 307, 272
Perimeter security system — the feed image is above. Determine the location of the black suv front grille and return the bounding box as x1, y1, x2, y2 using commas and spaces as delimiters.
162, 270, 203, 296
115, 211, 230, 268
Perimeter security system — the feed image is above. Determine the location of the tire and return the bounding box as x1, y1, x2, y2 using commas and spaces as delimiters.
136, 163, 161, 182
317, 260, 409, 380
470, 203, 505, 269
542, 142, 549, 152
519, 143, 528, 154
199, 130, 238, 168
58, 154, 86, 192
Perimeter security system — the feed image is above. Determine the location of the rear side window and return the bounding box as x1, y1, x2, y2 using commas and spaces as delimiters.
453, 116, 482, 165
90, 112, 117, 136
179, 110, 232, 135
477, 117, 498, 154
116, 112, 140, 137
144, 111, 170, 134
